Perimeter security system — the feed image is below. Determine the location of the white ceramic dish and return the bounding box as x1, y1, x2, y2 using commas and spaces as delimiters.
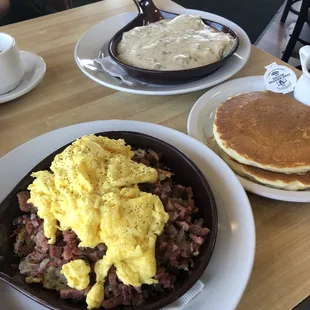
0, 51, 46, 104
0, 33, 24, 95
74, 9, 251, 96
187, 75, 310, 202
0, 120, 255, 310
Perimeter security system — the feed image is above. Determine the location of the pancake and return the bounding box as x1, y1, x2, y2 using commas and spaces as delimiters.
213, 91, 310, 174
207, 137, 310, 191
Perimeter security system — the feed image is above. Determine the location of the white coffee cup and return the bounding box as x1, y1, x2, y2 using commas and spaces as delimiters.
0, 33, 24, 95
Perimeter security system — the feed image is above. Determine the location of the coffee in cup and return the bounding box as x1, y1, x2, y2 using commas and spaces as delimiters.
0, 33, 24, 95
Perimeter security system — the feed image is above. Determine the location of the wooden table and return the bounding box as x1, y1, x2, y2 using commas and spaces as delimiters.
0, 1, 308, 310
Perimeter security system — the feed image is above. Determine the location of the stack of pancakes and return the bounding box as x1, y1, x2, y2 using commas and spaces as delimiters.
210, 91, 310, 191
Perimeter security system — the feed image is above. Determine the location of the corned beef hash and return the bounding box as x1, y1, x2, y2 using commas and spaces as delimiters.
12, 135, 210, 309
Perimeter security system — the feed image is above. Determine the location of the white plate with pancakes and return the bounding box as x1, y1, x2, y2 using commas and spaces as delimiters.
0, 120, 255, 310
187, 76, 310, 202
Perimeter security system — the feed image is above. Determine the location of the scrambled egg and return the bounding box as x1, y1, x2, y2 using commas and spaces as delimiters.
61, 259, 90, 290
28, 134, 169, 309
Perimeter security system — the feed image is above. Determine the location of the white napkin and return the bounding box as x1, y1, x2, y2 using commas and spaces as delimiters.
162, 280, 205, 310
94, 56, 147, 86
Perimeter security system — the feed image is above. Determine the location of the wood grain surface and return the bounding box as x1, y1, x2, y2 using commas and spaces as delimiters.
0, 1, 307, 310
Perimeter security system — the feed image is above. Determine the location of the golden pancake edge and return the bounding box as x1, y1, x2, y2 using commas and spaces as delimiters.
207, 137, 310, 191
213, 91, 310, 174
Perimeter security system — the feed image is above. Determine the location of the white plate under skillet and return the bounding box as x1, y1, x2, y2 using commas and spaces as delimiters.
0, 120, 255, 310
74, 8, 251, 96
187, 75, 310, 203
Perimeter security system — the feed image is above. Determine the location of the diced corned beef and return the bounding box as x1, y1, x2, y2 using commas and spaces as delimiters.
171, 244, 179, 252
183, 187, 193, 200
84, 251, 101, 263
60, 289, 84, 300
28, 250, 47, 262
172, 184, 185, 199
175, 221, 190, 231
176, 228, 186, 244
32, 217, 41, 228
189, 224, 210, 237
23, 217, 42, 235
17, 191, 36, 212
19, 244, 35, 256
160, 193, 169, 204
165, 224, 178, 238
159, 184, 172, 203
145, 153, 154, 162
168, 258, 180, 268
34, 230, 49, 253
165, 199, 175, 211
172, 202, 183, 211
62, 230, 78, 244
153, 185, 161, 195
158, 239, 168, 251
62, 246, 76, 261
179, 242, 194, 258
167, 211, 179, 223
155, 270, 176, 288
21, 215, 30, 224
96, 243, 107, 252
178, 207, 187, 220
161, 182, 172, 195
184, 215, 192, 223
180, 249, 191, 258
156, 266, 166, 276
108, 268, 118, 288
73, 247, 104, 263
62, 230, 79, 261
189, 234, 205, 245
25, 221, 35, 234
72, 247, 83, 256
182, 202, 193, 214
47, 258, 63, 268
24, 218, 41, 235
168, 248, 181, 261
102, 296, 124, 308
109, 288, 122, 297
119, 284, 134, 305
49, 245, 63, 258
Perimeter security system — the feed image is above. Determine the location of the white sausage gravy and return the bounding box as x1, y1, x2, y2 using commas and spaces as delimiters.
117, 15, 236, 71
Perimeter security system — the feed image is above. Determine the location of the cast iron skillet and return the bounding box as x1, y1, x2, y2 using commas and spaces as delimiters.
0, 131, 218, 310
107, 0, 239, 84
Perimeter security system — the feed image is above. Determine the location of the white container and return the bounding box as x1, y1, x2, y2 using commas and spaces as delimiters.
0, 33, 24, 95
294, 45, 310, 106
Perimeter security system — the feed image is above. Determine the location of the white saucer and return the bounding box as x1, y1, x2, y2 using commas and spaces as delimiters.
187, 76, 310, 202
74, 9, 251, 96
0, 120, 255, 310
0, 51, 46, 104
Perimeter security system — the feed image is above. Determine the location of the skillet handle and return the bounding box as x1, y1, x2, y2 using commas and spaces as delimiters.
132, 0, 163, 22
